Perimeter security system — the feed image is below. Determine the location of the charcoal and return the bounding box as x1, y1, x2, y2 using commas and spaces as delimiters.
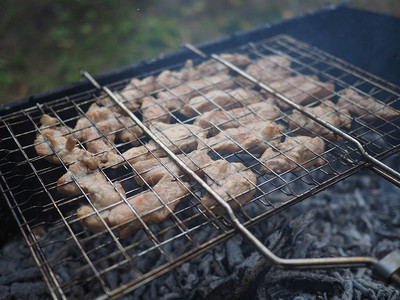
0, 154, 398, 299
225, 235, 244, 271
69, 285, 85, 300
263, 270, 346, 299
9, 282, 48, 299
202, 252, 270, 300
0, 266, 40, 285
161, 292, 185, 300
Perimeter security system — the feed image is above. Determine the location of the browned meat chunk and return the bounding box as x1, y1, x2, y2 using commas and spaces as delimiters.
124, 76, 160, 94
260, 136, 326, 174
201, 160, 257, 215
140, 96, 170, 123
287, 100, 352, 140
74, 103, 143, 154
203, 121, 284, 154
155, 73, 237, 118
59, 162, 126, 233
99, 76, 159, 114
156, 60, 204, 87
57, 162, 125, 208
194, 101, 280, 134
105, 122, 207, 167
34, 114, 99, 166
337, 89, 400, 121
270, 75, 335, 110
182, 88, 265, 117
237, 55, 292, 86
156, 54, 249, 86
78, 151, 210, 237
107, 177, 191, 238
132, 150, 212, 186
77, 178, 188, 237
196, 53, 250, 75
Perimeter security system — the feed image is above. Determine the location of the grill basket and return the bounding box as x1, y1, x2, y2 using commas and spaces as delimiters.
1, 34, 400, 299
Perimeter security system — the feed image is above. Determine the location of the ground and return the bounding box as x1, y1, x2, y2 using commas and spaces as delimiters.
1, 0, 399, 104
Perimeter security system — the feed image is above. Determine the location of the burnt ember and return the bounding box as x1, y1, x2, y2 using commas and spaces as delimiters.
0, 154, 399, 299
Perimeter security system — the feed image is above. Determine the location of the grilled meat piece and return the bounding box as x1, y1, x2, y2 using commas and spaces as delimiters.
57, 162, 125, 208
78, 176, 190, 238
157, 54, 249, 84
124, 76, 160, 94
105, 122, 207, 167
78, 151, 210, 237
287, 100, 352, 140
203, 121, 284, 154
34, 114, 99, 166
99, 76, 159, 114
140, 96, 170, 123
196, 53, 250, 75
270, 75, 334, 110
107, 177, 191, 239
237, 55, 292, 86
157, 53, 248, 83
155, 73, 237, 120
201, 160, 257, 215
98, 55, 246, 123
337, 88, 400, 121
260, 136, 326, 174
182, 88, 265, 118
148, 122, 207, 154
194, 101, 280, 134
132, 150, 212, 186
74, 103, 143, 153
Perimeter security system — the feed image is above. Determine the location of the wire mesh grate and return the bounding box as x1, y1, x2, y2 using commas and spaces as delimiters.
0, 34, 399, 299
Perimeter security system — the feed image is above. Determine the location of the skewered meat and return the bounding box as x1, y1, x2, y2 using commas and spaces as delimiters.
105, 122, 207, 167
337, 88, 400, 121
193, 101, 280, 134
287, 100, 352, 140
182, 88, 265, 117
270, 75, 334, 110
260, 136, 326, 174
34, 114, 99, 166
202, 121, 284, 154
237, 55, 292, 86
201, 160, 257, 215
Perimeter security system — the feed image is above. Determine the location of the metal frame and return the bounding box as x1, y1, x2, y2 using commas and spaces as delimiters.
1, 34, 400, 299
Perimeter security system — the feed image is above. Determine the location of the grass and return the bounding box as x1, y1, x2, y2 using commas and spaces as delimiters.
1, 0, 399, 105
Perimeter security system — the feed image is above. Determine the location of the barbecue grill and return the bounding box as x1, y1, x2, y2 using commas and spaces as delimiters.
1, 4, 400, 299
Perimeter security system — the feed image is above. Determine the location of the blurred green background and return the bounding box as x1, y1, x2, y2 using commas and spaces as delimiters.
1, 0, 399, 105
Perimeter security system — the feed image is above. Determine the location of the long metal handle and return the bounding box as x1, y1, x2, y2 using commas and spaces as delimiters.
81, 68, 400, 286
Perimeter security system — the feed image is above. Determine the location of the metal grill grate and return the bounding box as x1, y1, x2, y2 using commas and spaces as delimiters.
1, 35, 400, 299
